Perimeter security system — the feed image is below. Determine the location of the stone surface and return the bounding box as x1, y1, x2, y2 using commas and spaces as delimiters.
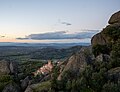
25, 81, 50, 92
2, 82, 21, 92
91, 33, 107, 46
21, 76, 30, 91
25, 87, 34, 92
9, 62, 18, 74
58, 46, 93, 80
108, 11, 120, 24
0, 60, 18, 75
0, 60, 10, 75
91, 11, 120, 47
40, 74, 51, 83
96, 54, 110, 62
107, 67, 120, 82
24, 86, 33, 92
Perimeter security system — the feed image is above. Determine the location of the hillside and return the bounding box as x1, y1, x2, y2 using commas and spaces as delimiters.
25, 11, 120, 92
0, 11, 120, 92
0, 46, 82, 61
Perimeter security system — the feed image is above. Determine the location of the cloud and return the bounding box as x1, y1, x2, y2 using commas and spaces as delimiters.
16, 37, 29, 40
58, 19, 72, 26
0, 35, 5, 38
16, 30, 99, 40
61, 22, 72, 26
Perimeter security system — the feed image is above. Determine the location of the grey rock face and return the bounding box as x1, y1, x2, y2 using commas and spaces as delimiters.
91, 33, 107, 46
2, 82, 21, 92
96, 54, 110, 62
108, 11, 120, 24
21, 76, 30, 91
57, 46, 93, 80
107, 67, 120, 82
0, 60, 10, 75
0, 60, 18, 75
91, 11, 120, 47
24, 86, 33, 92
9, 62, 18, 74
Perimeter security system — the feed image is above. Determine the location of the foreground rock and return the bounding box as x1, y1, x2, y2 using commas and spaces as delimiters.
2, 82, 21, 92
24, 87, 33, 92
21, 76, 30, 91
108, 11, 120, 24
25, 81, 51, 92
0, 60, 10, 75
91, 33, 107, 46
10, 62, 18, 74
0, 60, 18, 75
91, 11, 120, 46
96, 54, 110, 62
107, 67, 120, 82
58, 46, 94, 80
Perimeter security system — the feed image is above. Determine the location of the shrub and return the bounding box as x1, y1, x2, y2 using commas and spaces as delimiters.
0, 75, 12, 82
0, 75, 13, 91
92, 44, 111, 57
104, 25, 120, 42
109, 40, 120, 68
34, 81, 51, 92
102, 82, 120, 92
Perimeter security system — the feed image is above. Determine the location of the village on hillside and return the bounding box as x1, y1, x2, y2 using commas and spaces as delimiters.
33, 60, 63, 76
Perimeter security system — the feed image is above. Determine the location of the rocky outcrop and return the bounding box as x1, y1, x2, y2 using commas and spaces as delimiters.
58, 46, 94, 80
91, 11, 120, 46
107, 67, 120, 82
108, 11, 120, 24
10, 62, 18, 74
40, 74, 51, 83
0, 60, 18, 75
2, 82, 21, 92
25, 81, 51, 92
91, 33, 107, 46
24, 87, 33, 92
21, 76, 30, 91
0, 60, 10, 75
96, 54, 110, 62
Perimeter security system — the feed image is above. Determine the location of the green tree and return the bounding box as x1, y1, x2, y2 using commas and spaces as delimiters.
92, 44, 111, 57
109, 40, 120, 68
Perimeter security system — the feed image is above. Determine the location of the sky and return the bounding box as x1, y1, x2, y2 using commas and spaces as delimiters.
0, 0, 120, 43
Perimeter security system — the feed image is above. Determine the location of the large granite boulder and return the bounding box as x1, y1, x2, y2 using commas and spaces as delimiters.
40, 74, 51, 83
0, 60, 18, 75
21, 76, 30, 91
0, 60, 10, 75
91, 33, 107, 46
9, 62, 18, 74
108, 11, 120, 24
96, 54, 110, 62
57, 46, 94, 80
24, 87, 33, 92
2, 82, 21, 92
25, 81, 51, 92
107, 67, 120, 82
91, 11, 120, 47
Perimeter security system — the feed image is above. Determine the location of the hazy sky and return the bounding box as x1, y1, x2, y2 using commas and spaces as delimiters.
0, 0, 120, 43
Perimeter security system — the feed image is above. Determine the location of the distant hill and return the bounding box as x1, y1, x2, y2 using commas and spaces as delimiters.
0, 42, 90, 47
0, 45, 84, 60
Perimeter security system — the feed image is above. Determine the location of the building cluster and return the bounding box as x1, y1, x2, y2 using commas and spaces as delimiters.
33, 60, 53, 76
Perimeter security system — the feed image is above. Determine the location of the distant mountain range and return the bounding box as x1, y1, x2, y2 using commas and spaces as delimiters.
0, 42, 90, 47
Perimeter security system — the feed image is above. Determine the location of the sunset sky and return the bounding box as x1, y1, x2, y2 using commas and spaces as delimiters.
0, 0, 120, 43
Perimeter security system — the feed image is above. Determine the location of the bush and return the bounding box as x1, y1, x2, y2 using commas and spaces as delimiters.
0, 75, 13, 91
92, 44, 111, 57
109, 40, 120, 68
34, 81, 51, 92
104, 25, 120, 42
102, 82, 120, 92
0, 75, 12, 82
